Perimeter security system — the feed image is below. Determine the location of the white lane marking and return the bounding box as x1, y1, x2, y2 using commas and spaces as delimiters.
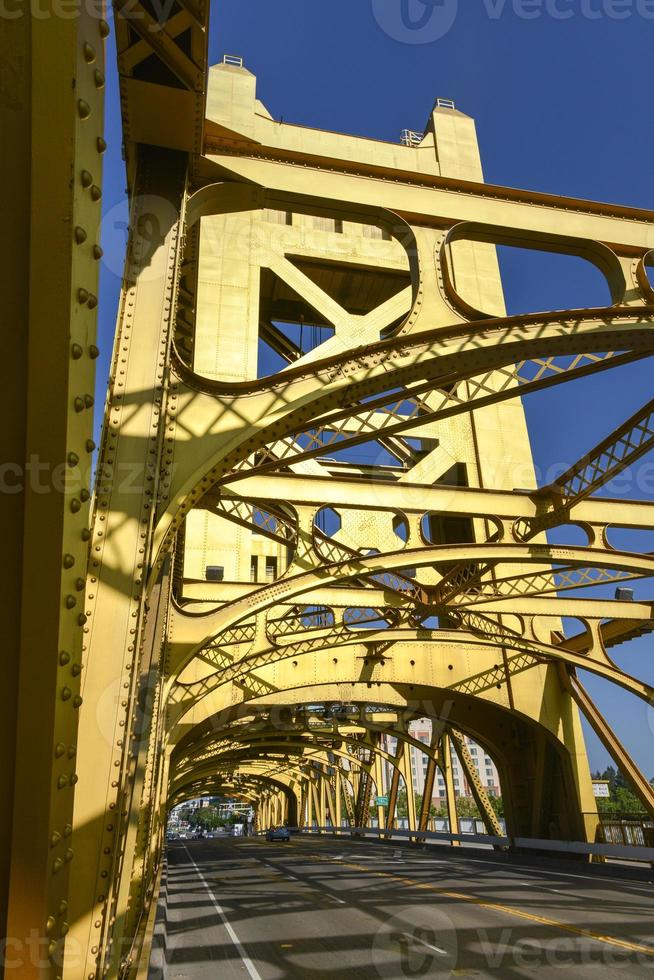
405, 933, 447, 956
404, 854, 653, 894
521, 881, 560, 894
258, 855, 348, 905
183, 846, 263, 980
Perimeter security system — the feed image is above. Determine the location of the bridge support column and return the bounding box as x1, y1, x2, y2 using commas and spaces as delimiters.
450, 729, 503, 838
66, 152, 187, 980
441, 735, 460, 846
373, 752, 385, 829
385, 744, 404, 837
2, 4, 105, 974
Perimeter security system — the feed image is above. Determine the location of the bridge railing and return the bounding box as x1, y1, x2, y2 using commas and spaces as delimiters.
598, 818, 654, 848
291, 825, 654, 865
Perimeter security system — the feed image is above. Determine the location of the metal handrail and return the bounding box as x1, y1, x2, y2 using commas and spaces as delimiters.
296, 825, 654, 863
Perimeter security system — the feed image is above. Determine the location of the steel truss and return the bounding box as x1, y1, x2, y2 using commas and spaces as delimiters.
6, 13, 654, 978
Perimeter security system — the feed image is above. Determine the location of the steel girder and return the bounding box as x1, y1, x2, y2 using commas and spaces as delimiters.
1, 5, 106, 977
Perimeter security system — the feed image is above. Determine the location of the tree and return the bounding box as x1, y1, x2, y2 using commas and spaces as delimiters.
595, 779, 645, 818
614, 787, 645, 816
455, 797, 480, 819
488, 795, 504, 818
189, 805, 222, 830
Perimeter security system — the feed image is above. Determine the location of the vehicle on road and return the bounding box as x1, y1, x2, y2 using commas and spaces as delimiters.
266, 826, 290, 842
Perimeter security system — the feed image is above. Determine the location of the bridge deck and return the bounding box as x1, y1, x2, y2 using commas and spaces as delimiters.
150, 836, 654, 978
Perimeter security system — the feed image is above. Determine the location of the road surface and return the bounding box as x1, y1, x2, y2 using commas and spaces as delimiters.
149, 834, 654, 978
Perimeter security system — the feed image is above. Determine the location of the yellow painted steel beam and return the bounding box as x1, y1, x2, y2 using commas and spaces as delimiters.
1, 4, 105, 974
220, 471, 654, 527
563, 669, 654, 821
59, 51, 654, 973
449, 728, 503, 838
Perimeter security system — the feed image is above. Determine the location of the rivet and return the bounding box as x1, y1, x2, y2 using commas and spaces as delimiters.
86, 439, 96, 452
90, 184, 102, 200
65, 596, 77, 609
84, 394, 94, 408
50, 832, 61, 847
61, 686, 72, 700
77, 100, 91, 119
92, 245, 103, 260
59, 650, 71, 665
71, 343, 83, 360
83, 43, 95, 63
73, 695, 83, 708
67, 453, 79, 468
63, 554, 75, 569
94, 70, 105, 89
55, 743, 66, 758
60, 922, 69, 937
81, 528, 91, 541
87, 293, 98, 309
67, 744, 76, 758
75, 577, 85, 591
78, 287, 89, 303
72, 663, 82, 676
97, 136, 107, 153
57, 775, 67, 789
74, 397, 85, 413
53, 857, 64, 873
63, 826, 72, 840
74, 227, 87, 245
89, 344, 100, 359
99, 17, 110, 37
80, 489, 90, 502
46, 916, 56, 934
48, 940, 57, 956
65, 848, 74, 861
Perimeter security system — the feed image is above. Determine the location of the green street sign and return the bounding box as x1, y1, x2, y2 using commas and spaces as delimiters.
375, 795, 389, 806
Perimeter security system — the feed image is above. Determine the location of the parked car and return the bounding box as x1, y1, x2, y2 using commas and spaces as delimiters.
266, 826, 290, 842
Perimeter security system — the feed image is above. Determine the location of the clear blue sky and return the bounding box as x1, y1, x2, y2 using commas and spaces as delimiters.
98, 1, 654, 776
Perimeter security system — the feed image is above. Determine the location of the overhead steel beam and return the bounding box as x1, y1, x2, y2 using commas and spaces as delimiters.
519, 397, 654, 539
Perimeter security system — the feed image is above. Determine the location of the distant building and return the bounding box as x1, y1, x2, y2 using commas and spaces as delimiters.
382, 718, 501, 804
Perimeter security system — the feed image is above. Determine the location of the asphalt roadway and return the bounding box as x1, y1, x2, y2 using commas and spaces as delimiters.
149, 834, 654, 978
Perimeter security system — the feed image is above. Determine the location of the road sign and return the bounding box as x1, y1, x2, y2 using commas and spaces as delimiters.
375, 796, 389, 806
